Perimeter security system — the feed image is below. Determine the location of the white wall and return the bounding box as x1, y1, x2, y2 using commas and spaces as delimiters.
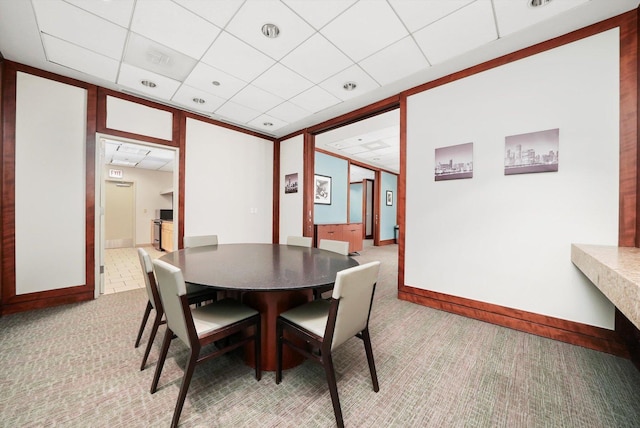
15, 72, 87, 294
185, 118, 273, 243
106, 96, 173, 140
405, 29, 620, 329
279, 134, 304, 243
102, 165, 173, 245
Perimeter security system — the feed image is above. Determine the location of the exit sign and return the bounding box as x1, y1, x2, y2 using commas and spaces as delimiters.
109, 169, 123, 179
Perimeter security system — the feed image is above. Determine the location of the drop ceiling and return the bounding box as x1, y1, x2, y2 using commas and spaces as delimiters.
1, 0, 638, 174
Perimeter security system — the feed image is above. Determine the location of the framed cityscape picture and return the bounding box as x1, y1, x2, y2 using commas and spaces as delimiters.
434, 142, 473, 181
504, 128, 559, 175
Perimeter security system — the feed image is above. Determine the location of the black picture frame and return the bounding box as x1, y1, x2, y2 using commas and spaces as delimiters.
314, 174, 332, 205
386, 190, 393, 206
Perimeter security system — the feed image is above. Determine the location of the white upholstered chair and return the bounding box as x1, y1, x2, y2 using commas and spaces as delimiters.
286, 235, 313, 247
150, 259, 261, 428
276, 261, 381, 428
183, 234, 218, 248
314, 239, 351, 299
134, 248, 217, 371
318, 239, 349, 255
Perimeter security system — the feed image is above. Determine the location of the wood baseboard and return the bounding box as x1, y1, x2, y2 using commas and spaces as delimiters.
398, 284, 628, 358
0, 291, 94, 316
378, 239, 396, 246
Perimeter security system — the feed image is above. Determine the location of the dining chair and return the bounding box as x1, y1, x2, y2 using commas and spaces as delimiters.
319, 239, 349, 255
134, 248, 217, 371
276, 261, 381, 428
151, 259, 262, 428
183, 234, 218, 248
314, 239, 351, 299
286, 235, 313, 247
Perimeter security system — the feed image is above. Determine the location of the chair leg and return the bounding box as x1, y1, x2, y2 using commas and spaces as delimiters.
134, 301, 152, 348
170, 349, 199, 428
254, 317, 262, 381
150, 328, 173, 394
275, 320, 283, 384
140, 311, 163, 371
361, 328, 379, 392
322, 351, 344, 428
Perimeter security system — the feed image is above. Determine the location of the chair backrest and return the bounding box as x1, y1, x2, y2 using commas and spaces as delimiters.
319, 239, 349, 255
329, 261, 380, 350
286, 236, 312, 247
138, 248, 160, 310
152, 259, 193, 348
183, 234, 218, 248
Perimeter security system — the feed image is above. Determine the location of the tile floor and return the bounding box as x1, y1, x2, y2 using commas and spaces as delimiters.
103, 245, 165, 294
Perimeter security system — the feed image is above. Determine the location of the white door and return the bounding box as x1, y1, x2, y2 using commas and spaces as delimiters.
105, 180, 135, 248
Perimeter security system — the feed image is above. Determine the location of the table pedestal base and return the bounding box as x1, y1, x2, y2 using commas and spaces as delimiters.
242, 289, 312, 371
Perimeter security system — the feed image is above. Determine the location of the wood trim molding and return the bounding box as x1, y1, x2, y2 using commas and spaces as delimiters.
177, 112, 187, 249
273, 139, 280, 243
1, 62, 97, 315
315, 147, 399, 177
399, 285, 629, 357
398, 95, 407, 290
303, 131, 315, 238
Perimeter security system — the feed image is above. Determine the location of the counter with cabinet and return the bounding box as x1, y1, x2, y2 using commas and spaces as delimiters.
315, 223, 363, 253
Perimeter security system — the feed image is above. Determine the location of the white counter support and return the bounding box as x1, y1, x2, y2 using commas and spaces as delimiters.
571, 244, 640, 330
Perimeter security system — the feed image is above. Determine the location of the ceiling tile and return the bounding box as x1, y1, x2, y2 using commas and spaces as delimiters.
251, 63, 314, 99
225, 1, 315, 60
171, 84, 226, 113
282, 0, 357, 30
281, 33, 353, 84
247, 114, 288, 132
214, 101, 261, 124
42, 34, 120, 82
267, 101, 311, 123
173, 0, 244, 28
359, 36, 430, 85
229, 84, 284, 112
339, 145, 368, 155
123, 33, 197, 81
319, 65, 380, 101
65, 0, 135, 27
32, 0, 127, 59
413, 0, 498, 65
117, 63, 181, 100
389, 0, 475, 32
493, 0, 591, 37
289, 85, 342, 113
320, 1, 408, 63
131, 0, 221, 59
201, 31, 276, 82
183, 62, 248, 99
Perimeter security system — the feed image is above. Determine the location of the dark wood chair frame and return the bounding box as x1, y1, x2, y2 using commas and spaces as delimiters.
134, 268, 216, 371
150, 293, 261, 428
276, 284, 379, 428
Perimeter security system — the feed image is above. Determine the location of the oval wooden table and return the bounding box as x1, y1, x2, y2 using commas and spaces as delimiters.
159, 243, 359, 371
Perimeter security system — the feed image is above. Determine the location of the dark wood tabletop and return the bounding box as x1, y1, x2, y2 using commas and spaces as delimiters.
159, 243, 359, 291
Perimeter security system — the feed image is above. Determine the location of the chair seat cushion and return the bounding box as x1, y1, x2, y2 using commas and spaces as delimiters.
280, 299, 330, 338
192, 298, 258, 336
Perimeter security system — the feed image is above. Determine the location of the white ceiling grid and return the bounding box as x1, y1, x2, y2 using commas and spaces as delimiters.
1, 0, 638, 172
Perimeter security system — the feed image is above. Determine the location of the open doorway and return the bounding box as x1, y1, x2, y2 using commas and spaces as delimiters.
349, 164, 376, 242
95, 134, 177, 297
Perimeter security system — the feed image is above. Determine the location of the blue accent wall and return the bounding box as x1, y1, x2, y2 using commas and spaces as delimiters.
350, 182, 363, 222
380, 171, 398, 241
315, 152, 348, 224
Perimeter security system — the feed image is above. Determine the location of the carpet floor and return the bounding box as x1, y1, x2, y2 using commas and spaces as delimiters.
1, 244, 639, 427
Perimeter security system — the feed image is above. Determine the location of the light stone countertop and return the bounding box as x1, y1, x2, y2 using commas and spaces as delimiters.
571, 244, 640, 330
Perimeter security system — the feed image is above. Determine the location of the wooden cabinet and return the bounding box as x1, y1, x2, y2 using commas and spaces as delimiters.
161, 221, 173, 252
315, 223, 363, 253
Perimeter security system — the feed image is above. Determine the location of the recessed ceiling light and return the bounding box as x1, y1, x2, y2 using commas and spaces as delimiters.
140, 80, 156, 88
529, 0, 552, 7
261, 23, 280, 38
212, 81, 221, 86
343, 81, 357, 91
192, 97, 206, 104
263, 122, 274, 127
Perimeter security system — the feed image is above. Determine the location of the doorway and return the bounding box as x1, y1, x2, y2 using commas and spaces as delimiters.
105, 180, 135, 249
95, 134, 178, 297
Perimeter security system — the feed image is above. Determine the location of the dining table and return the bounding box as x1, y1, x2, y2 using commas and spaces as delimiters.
159, 243, 359, 370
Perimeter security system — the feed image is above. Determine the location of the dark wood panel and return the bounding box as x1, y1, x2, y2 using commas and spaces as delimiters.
1, 290, 94, 316
272, 139, 280, 243
399, 286, 629, 357
177, 112, 187, 249
303, 132, 315, 238
397, 95, 407, 290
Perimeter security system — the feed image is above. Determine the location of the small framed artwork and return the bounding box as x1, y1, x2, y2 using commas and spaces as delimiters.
435, 142, 473, 181
386, 190, 393, 206
314, 174, 332, 205
284, 173, 298, 194
504, 128, 559, 175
